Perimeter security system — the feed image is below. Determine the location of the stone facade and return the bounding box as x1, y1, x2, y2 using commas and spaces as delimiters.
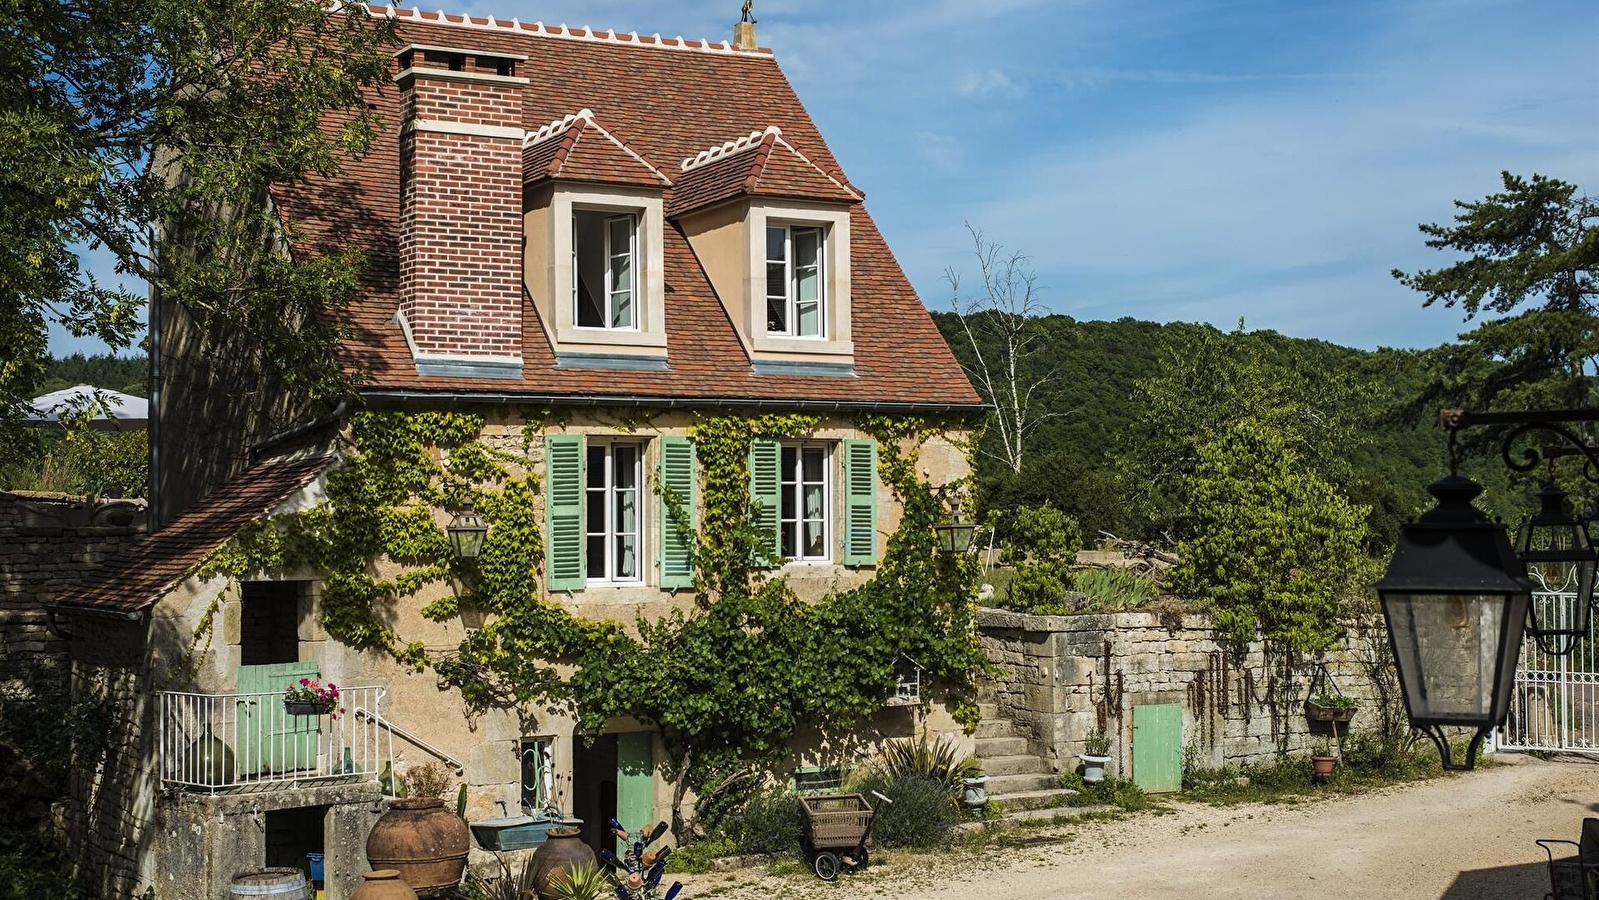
977, 608, 1389, 777
0, 492, 145, 684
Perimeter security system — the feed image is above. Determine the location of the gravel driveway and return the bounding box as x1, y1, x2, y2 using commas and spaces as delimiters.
682, 754, 1599, 899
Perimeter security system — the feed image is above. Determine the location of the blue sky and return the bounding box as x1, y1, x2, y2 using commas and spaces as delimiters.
52, 0, 1598, 356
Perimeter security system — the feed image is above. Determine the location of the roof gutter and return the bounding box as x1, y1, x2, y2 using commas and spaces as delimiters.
45, 602, 148, 623
249, 399, 350, 464
358, 389, 991, 416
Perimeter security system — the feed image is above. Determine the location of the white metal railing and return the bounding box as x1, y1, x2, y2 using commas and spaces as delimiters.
160, 687, 392, 793
355, 706, 464, 774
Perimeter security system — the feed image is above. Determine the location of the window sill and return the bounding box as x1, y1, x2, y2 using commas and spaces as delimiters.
556, 327, 668, 350
752, 336, 853, 358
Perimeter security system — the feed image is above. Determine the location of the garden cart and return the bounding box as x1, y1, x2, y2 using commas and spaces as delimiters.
1538, 817, 1599, 900
798, 791, 892, 881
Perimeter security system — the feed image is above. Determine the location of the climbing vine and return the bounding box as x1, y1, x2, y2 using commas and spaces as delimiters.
198, 408, 988, 839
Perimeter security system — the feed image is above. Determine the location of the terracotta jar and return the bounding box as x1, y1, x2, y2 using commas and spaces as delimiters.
528, 828, 598, 900
350, 871, 418, 900
366, 798, 471, 896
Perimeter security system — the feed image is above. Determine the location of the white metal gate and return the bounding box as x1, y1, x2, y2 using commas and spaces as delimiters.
1496, 592, 1599, 754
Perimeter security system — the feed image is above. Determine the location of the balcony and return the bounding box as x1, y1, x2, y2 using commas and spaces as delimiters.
159, 687, 391, 793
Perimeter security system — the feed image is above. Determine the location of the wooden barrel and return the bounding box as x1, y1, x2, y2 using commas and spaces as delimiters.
230, 869, 308, 900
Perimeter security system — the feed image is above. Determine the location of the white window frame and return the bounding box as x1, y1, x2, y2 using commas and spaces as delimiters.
585, 441, 645, 585
765, 224, 826, 339
573, 210, 639, 331
780, 442, 832, 563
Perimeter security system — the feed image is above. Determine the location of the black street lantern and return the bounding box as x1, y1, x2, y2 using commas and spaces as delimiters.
446, 501, 489, 560
1515, 482, 1598, 655
1376, 475, 1532, 771
935, 513, 978, 555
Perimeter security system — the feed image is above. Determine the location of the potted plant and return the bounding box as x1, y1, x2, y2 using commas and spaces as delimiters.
1080, 730, 1112, 785
1310, 737, 1337, 781
1305, 691, 1357, 723
283, 678, 341, 718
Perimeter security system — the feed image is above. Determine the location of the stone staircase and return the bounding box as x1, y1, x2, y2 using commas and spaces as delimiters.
972, 702, 1078, 812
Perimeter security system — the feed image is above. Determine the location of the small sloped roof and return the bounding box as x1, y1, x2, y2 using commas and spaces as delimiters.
53, 454, 338, 614
26, 385, 149, 429
668, 126, 860, 218
523, 109, 672, 189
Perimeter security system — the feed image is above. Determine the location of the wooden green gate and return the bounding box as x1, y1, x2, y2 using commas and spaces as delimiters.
238, 662, 321, 776
1131, 703, 1183, 793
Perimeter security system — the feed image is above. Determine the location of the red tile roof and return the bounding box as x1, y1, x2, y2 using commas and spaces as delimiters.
53, 455, 337, 613
523, 110, 672, 189
278, 6, 983, 410
668, 127, 860, 218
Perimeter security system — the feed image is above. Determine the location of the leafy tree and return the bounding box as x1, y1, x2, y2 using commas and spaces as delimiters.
1170, 419, 1368, 652
1, 1, 395, 456
945, 224, 1062, 474
999, 505, 1081, 614
1394, 172, 1597, 412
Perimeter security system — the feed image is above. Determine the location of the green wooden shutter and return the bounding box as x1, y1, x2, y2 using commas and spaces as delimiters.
544, 433, 586, 592
238, 662, 320, 776
842, 439, 878, 566
658, 437, 697, 589
748, 438, 782, 564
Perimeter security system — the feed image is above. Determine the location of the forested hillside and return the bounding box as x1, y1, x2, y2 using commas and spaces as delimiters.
931, 312, 1516, 550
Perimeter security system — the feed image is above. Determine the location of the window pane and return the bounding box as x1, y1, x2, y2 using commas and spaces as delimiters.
586, 447, 605, 488
608, 218, 633, 329
794, 228, 819, 270
586, 490, 605, 533
575, 211, 605, 327
615, 489, 636, 535
781, 522, 797, 558
802, 447, 824, 483
782, 446, 797, 477
586, 536, 605, 578
766, 226, 786, 263
803, 483, 824, 520
782, 482, 797, 519
766, 262, 787, 302
796, 301, 819, 338
803, 521, 825, 558
613, 446, 637, 489
616, 534, 637, 579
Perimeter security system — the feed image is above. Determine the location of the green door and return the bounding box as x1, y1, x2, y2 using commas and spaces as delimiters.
238, 662, 321, 776
1131, 703, 1183, 793
615, 732, 655, 835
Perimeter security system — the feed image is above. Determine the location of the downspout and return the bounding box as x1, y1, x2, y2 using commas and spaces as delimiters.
147, 227, 162, 531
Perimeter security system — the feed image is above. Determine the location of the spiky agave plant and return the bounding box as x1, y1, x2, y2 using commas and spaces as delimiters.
463, 853, 538, 900
877, 734, 983, 800
545, 862, 609, 900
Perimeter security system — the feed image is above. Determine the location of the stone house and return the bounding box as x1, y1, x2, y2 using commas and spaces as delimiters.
47, 8, 985, 900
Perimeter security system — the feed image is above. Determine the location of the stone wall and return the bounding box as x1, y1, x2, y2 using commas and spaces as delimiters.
0, 492, 145, 684
977, 608, 1390, 777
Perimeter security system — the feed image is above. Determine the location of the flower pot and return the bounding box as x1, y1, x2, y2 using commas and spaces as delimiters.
528, 827, 598, 900
351, 870, 418, 900
1080, 754, 1111, 785
962, 775, 990, 808
1304, 701, 1356, 723
284, 700, 325, 716
366, 798, 471, 896
1311, 755, 1337, 780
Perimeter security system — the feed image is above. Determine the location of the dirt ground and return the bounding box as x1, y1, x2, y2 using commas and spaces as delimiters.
679, 754, 1599, 899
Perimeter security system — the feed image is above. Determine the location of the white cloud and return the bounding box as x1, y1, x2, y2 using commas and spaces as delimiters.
914, 132, 965, 175
957, 68, 1018, 98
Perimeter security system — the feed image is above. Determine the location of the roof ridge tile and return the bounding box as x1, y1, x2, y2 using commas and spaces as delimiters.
681, 125, 782, 172
367, 4, 761, 56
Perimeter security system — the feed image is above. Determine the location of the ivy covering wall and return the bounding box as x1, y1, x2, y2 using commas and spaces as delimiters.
201, 409, 987, 837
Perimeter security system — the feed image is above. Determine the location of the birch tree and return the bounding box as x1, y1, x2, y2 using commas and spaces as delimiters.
945, 224, 1057, 474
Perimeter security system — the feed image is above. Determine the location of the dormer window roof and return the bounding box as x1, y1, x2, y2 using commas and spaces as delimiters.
522, 109, 673, 189
667, 126, 860, 218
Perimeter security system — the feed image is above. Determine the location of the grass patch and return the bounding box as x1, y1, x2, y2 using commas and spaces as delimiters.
1057, 773, 1162, 812
664, 836, 737, 874
1181, 732, 1457, 805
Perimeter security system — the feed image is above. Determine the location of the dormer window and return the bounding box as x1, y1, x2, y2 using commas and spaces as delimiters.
575, 210, 638, 330
766, 225, 824, 338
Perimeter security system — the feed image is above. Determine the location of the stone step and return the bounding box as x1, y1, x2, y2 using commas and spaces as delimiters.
974, 735, 1029, 757
973, 719, 1015, 739
990, 788, 1081, 813
983, 772, 1061, 796
977, 701, 1000, 720
950, 803, 1111, 836
977, 754, 1051, 777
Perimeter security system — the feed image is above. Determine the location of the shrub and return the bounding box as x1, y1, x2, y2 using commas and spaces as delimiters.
664, 836, 734, 873
718, 790, 803, 856
402, 761, 452, 799
1083, 730, 1111, 756
1073, 568, 1158, 612
855, 774, 957, 849
1058, 772, 1155, 812
877, 735, 981, 802
1001, 506, 1082, 615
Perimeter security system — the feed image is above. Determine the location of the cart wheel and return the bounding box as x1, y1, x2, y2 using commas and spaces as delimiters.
854, 847, 869, 871
813, 851, 841, 881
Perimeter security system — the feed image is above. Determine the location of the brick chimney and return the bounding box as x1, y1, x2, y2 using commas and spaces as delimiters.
396, 45, 529, 379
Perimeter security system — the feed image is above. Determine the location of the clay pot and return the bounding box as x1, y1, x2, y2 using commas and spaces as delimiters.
351, 870, 418, 900
366, 798, 471, 896
528, 828, 598, 900
1311, 755, 1337, 780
